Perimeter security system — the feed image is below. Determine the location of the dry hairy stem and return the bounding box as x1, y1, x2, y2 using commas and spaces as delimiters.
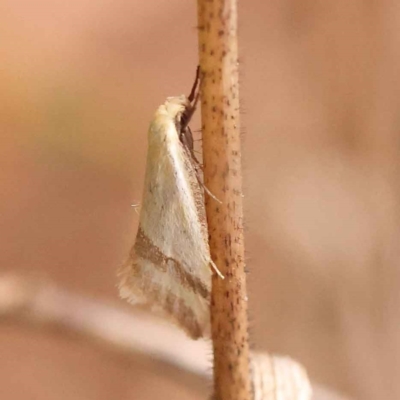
197, 1, 252, 399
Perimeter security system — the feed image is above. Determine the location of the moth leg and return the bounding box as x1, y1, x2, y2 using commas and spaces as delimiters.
180, 128, 222, 204
200, 178, 222, 204
131, 203, 141, 215
180, 126, 195, 154
210, 259, 225, 279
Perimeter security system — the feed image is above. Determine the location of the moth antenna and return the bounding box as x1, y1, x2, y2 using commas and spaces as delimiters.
181, 68, 201, 133
181, 91, 200, 132
183, 68, 221, 205
191, 87, 201, 111
188, 66, 200, 102
210, 259, 225, 279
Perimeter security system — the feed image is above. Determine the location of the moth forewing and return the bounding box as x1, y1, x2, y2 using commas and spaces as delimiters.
118, 95, 214, 339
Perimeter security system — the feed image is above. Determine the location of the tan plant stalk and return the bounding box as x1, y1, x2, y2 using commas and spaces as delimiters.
197, 1, 252, 399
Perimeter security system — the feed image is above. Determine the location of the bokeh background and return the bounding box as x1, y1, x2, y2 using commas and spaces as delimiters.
1, 1, 399, 399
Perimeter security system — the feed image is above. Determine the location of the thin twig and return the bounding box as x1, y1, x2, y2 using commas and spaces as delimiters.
197, 1, 252, 400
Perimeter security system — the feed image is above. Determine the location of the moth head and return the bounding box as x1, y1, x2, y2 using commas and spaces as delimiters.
164, 96, 192, 132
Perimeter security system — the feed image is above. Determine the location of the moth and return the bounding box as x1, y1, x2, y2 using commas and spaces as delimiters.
117, 77, 313, 399
118, 72, 221, 339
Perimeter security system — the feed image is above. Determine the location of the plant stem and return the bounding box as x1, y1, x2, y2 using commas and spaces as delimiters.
196, 1, 252, 400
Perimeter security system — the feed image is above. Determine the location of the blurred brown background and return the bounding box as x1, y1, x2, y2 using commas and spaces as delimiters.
1, 0, 399, 399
